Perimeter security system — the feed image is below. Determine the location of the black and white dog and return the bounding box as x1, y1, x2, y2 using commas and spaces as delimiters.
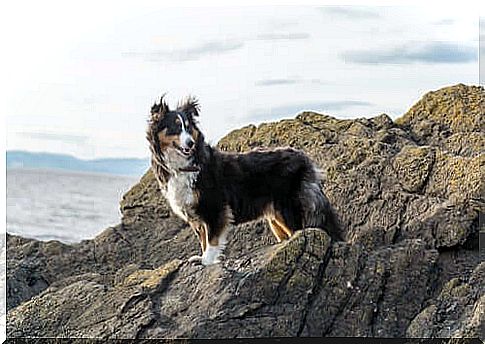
147, 95, 342, 266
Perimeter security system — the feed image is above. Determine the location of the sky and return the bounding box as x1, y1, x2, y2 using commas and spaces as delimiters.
1, 3, 482, 159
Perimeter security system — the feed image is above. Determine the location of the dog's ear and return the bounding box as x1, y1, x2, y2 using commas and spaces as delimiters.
147, 94, 170, 147
177, 96, 200, 118
151, 94, 170, 118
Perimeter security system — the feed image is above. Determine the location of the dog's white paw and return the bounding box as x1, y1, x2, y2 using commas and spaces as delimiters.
201, 256, 221, 266
201, 245, 223, 266
188, 255, 203, 264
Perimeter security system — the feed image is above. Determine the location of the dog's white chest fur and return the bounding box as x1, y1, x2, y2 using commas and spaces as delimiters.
165, 172, 198, 222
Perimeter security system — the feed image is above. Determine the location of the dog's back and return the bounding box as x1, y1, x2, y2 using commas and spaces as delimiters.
212, 147, 343, 241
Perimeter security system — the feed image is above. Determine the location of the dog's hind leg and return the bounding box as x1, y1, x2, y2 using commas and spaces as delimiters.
267, 218, 291, 242
264, 203, 294, 242
273, 212, 295, 239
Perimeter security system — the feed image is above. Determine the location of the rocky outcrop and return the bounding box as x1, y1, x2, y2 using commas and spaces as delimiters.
407, 262, 485, 338
6, 84, 484, 339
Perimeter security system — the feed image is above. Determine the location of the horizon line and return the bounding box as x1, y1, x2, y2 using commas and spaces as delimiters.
6, 149, 150, 162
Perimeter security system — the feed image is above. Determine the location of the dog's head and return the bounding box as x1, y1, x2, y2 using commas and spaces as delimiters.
147, 95, 202, 159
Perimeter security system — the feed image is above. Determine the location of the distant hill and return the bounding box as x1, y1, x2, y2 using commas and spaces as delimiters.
6, 151, 150, 176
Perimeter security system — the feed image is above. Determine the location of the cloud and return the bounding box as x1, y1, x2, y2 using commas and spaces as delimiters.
255, 78, 325, 87
17, 132, 88, 144
341, 42, 477, 65
254, 32, 310, 41
124, 31, 310, 63
255, 79, 298, 86
433, 18, 455, 25
248, 100, 373, 122
124, 40, 245, 62
267, 19, 300, 30
319, 6, 380, 19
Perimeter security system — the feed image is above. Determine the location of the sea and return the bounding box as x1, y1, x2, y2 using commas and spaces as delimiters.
6, 168, 139, 244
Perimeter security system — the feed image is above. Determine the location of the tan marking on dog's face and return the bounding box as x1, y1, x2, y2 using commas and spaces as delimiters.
158, 129, 181, 149
191, 126, 200, 141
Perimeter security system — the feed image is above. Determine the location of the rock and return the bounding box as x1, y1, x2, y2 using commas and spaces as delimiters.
4, 231, 439, 339
407, 262, 485, 338
6, 84, 484, 339
395, 83, 484, 152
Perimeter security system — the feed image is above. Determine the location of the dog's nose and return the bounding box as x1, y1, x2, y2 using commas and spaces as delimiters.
186, 139, 195, 149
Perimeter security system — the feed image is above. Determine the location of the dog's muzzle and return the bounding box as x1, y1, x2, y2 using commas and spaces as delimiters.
173, 142, 194, 157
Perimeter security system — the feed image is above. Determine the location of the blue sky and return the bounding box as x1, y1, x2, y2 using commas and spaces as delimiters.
1, 4, 481, 159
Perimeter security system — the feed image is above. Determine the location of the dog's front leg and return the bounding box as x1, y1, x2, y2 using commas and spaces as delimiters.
188, 222, 207, 264
201, 226, 227, 266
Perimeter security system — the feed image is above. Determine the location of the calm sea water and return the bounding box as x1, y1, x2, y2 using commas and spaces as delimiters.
6, 168, 139, 243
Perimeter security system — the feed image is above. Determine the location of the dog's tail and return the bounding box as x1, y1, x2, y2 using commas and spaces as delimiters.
300, 166, 345, 242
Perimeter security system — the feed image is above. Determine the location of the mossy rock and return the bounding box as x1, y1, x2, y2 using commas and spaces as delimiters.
392, 146, 435, 193
426, 151, 483, 200
396, 84, 484, 145
122, 259, 183, 289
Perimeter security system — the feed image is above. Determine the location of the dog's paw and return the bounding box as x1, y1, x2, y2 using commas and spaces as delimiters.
201, 255, 222, 266
201, 258, 220, 266
188, 255, 203, 264
201, 245, 224, 266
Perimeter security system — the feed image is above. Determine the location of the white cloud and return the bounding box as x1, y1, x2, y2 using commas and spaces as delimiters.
1, 4, 480, 159
341, 42, 477, 64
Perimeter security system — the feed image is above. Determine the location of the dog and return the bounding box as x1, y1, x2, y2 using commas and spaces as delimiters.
146, 95, 343, 266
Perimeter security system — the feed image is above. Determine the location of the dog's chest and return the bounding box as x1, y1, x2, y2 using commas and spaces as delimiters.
165, 172, 199, 222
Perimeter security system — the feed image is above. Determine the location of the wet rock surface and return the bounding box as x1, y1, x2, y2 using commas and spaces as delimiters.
6, 84, 484, 339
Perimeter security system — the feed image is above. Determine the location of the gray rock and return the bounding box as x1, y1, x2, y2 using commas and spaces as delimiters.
6, 84, 484, 339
